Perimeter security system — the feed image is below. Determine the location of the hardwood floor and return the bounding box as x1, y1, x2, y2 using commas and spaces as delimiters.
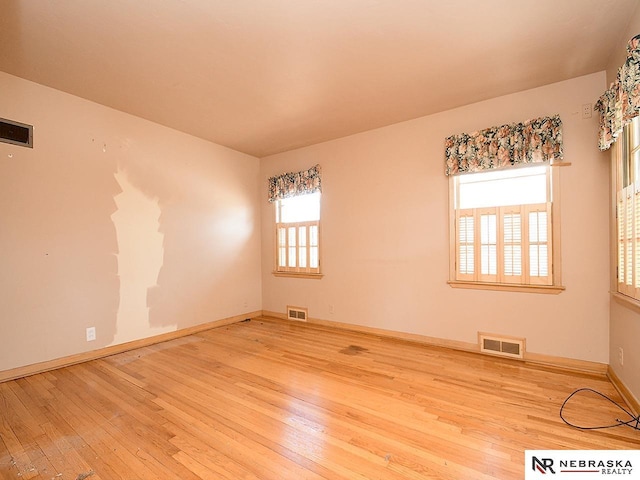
1, 316, 639, 479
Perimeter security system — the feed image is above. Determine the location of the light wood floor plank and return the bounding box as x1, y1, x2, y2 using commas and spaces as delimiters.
1, 316, 639, 479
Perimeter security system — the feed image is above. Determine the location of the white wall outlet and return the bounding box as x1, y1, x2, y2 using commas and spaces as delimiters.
86, 326, 96, 342
618, 346, 624, 366
329, 304, 334, 314
582, 103, 592, 119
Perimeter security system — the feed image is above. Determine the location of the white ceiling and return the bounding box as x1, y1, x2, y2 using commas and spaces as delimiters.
0, 0, 638, 157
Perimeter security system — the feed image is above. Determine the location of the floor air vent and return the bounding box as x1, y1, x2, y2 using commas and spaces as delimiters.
479, 333, 525, 359
287, 306, 308, 322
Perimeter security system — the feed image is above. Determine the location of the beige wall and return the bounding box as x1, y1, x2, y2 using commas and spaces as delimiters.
610, 299, 640, 398
607, 9, 640, 402
261, 72, 610, 364
0, 71, 262, 372
1, 62, 629, 390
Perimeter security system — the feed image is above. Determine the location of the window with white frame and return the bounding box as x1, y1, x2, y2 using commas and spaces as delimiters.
451, 164, 558, 287
268, 164, 322, 276
275, 192, 321, 274
444, 115, 564, 292
614, 116, 640, 300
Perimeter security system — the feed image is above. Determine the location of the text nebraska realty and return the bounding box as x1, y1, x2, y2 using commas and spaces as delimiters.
559, 459, 632, 475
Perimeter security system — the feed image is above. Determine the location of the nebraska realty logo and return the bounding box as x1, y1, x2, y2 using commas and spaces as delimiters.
525, 451, 640, 478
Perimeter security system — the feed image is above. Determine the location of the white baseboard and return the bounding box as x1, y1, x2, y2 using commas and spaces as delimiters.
607, 366, 640, 416
260, 310, 608, 375
0, 311, 260, 383
2, 309, 615, 388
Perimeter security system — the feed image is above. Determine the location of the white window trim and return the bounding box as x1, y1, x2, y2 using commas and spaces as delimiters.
275, 221, 321, 275
448, 163, 565, 294
613, 119, 640, 301
273, 195, 322, 278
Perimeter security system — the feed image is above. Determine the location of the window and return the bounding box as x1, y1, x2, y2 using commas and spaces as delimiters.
275, 192, 321, 275
450, 164, 561, 291
615, 117, 640, 300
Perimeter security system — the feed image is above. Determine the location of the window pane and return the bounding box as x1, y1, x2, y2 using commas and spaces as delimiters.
481, 245, 497, 275
529, 211, 548, 243
275, 192, 320, 273
277, 227, 287, 267
480, 214, 497, 275
298, 227, 307, 268
504, 214, 521, 242
459, 246, 474, 274
618, 194, 625, 283
539, 246, 547, 276
288, 227, 297, 267
480, 214, 496, 244
503, 213, 522, 276
530, 245, 548, 277
504, 245, 522, 276
309, 225, 318, 246
624, 192, 633, 286
458, 216, 474, 275
634, 118, 640, 149
453, 164, 555, 288
278, 192, 321, 223
299, 227, 307, 247
622, 137, 632, 188
459, 216, 474, 243
459, 166, 547, 209
634, 190, 640, 288
288, 227, 297, 246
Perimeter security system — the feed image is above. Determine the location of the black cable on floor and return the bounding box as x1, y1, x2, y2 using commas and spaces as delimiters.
560, 388, 640, 431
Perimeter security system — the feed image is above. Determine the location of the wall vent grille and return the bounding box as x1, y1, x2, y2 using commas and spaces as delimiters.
0, 117, 33, 148
287, 306, 308, 322
479, 333, 525, 359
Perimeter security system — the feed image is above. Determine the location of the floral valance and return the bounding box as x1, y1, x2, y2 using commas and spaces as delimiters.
268, 164, 321, 202
594, 34, 640, 151
444, 115, 563, 176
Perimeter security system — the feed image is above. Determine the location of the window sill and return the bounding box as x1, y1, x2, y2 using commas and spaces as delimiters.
611, 291, 640, 313
448, 281, 565, 294
272, 271, 324, 280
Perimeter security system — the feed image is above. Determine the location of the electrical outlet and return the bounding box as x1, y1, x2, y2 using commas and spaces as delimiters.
582, 103, 592, 119
618, 346, 624, 366
329, 304, 334, 314
86, 327, 96, 342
